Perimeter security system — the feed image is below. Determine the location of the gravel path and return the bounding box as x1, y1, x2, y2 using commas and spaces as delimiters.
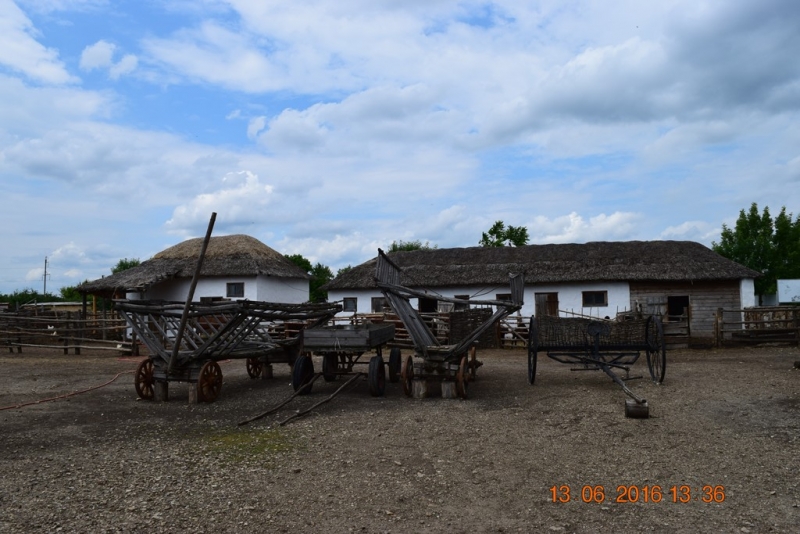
1, 345, 798, 533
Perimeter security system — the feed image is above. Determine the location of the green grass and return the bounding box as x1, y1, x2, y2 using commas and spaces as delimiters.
203, 428, 297, 463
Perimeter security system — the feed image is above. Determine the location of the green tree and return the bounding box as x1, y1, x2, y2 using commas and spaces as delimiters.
285, 254, 334, 302
479, 220, 529, 247
112, 258, 141, 274
387, 240, 437, 252
59, 284, 85, 301
336, 265, 352, 277
712, 203, 800, 300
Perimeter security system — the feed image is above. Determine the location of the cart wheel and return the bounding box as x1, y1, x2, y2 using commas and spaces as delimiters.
322, 352, 338, 382
400, 355, 414, 397
455, 356, 469, 399
368, 354, 386, 397
527, 316, 539, 385
291, 355, 315, 395
388, 348, 401, 383
134, 358, 155, 400
625, 399, 649, 419
197, 361, 223, 403
467, 346, 478, 381
246, 358, 263, 379
645, 316, 666, 384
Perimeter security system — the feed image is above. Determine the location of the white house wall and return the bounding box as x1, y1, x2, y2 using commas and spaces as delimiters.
135, 276, 308, 303
256, 276, 309, 303
328, 281, 631, 318
740, 278, 756, 307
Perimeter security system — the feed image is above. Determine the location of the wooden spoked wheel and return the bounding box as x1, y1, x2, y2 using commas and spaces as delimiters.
197, 361, 223, 403
246, 358, 263, 379
468, 346, 478, 381
455, 356, 468, 399
400, 355, 414, 397
134, 358, 155, 400
645, 316, 666, 384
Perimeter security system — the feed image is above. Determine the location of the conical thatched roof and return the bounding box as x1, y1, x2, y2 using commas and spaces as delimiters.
325, 241, 761, 290
79, 235, 309, 295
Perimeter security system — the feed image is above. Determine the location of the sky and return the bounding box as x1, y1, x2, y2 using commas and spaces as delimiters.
1, 0, 800, 296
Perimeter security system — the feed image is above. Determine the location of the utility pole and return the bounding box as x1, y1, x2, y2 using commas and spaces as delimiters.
43, 257, 50, 297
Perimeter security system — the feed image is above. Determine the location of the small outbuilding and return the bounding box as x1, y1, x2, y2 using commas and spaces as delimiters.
79, 234, 310, 303
324, 240, 760, 341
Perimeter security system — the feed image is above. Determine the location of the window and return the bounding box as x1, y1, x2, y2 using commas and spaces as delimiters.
371, 297, 390, 313
496, 293, 512, 302
342, 297, 357, 312
226, 282, 244, 298
418, 297, 438, 313
582, 291, 608, 307
454, 294, 470, 311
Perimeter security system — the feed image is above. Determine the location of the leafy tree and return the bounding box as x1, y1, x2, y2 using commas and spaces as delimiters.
112, 258, 141, 274
336, 265, 352, 277
479, 220, 529, 247
285, 254, 333, 302
59, 285, 85, 301
387, 240, 437, 252
713, 203, 800, 300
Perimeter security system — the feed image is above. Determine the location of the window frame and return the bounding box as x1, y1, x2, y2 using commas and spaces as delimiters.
342, 297, 357, 312
226, 282, 245, 298
581, 290, 608, 307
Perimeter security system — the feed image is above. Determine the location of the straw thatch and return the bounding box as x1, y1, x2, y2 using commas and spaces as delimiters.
79, 235, 309, 295
325, 241, 761, 290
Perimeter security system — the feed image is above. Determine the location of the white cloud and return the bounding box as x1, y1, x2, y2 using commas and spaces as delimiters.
109, 54, 137, 79
529, 212, 643, 244
0, 0, 76, 84
80, 40, 138, 79
247, 116, 266, 139
80, 40, 115, 70
164, 171, 275, 236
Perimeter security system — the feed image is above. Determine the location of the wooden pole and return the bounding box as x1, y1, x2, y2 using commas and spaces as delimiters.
167, 212, 217, 374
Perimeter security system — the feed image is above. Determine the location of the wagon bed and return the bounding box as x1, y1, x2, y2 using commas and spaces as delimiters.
528, 315, 666, 417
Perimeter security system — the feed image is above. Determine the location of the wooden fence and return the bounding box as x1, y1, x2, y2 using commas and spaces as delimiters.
714, 306, 800, 347
1, 310, 134, 354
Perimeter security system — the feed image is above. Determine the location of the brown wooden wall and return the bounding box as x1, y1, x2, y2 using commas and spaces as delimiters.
629, 281, 742, 338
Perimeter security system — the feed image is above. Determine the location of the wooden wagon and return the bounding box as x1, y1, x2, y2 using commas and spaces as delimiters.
116, 299, 341, 403
291, 322, 398, 396
527, 315, 666, 417
375, 249, 524, 399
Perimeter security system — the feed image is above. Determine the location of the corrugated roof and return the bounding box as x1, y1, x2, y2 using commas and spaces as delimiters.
79, 234, 309, 294
325, 241, 761, 290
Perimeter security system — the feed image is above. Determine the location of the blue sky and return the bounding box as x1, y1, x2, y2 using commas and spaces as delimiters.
2, 0, 800, 295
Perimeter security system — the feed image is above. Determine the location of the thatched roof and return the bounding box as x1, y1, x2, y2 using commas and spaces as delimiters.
325, 241, 761, 290
79, 235, 309, 294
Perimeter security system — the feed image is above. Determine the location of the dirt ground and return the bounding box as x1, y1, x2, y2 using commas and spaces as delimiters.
0, 344, 798, 533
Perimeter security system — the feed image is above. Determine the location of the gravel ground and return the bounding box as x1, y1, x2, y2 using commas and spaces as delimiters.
0, 344, 798, 533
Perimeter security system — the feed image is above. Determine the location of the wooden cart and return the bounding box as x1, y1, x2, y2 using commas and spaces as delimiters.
527, 315, 666, 417
116, 299, 341, 403
291, 323, 398, 396
375, 249, 524, 399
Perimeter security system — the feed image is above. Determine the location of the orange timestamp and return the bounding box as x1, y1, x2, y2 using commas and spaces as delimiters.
549, 484, 726, 504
